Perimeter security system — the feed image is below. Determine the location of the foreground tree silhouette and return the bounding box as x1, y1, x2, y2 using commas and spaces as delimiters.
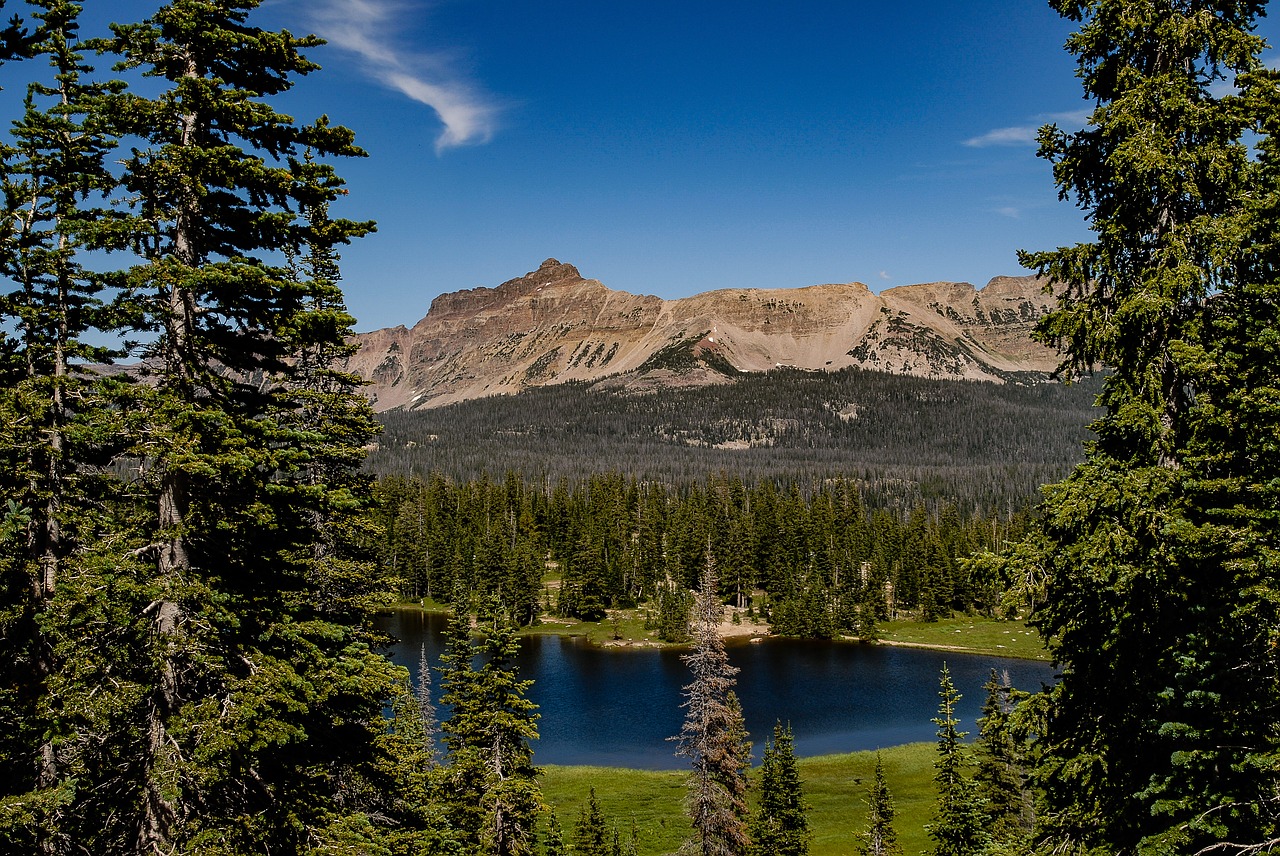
673, 552, 752, 856
1020, 0, 1280, 851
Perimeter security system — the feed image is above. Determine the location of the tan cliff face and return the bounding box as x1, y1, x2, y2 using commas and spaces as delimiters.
344, 259, 1063, 411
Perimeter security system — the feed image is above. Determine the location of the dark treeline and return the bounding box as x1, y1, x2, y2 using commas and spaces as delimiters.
367, 367, 1100, 515
374, 472, 1038, 637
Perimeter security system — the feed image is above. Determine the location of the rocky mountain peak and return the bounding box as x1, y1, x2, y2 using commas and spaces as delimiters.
346, 261, 1061, 411
499, 258, 584, 291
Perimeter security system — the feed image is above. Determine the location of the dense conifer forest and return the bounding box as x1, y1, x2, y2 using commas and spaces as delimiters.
369, 369, 1101, 638
373, 471, 1041, 636
369, 368, 1101, 513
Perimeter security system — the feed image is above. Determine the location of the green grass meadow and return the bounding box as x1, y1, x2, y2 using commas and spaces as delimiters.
540, 742, 938, 856
878, 617, 1048, 661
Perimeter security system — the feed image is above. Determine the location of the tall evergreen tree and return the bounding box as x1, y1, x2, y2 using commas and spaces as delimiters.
440, 604, 543, 856
673, 551, 752, 856
928, 664, 987, 856
856, 753, 902, 856
0, 1, 423, 851
0, 1, 438, 852
749, 721, 810, 856
1019, 0, 1280, 851
973, 670, 1032, 849
0, 3, 125, 850
439, 603, 487, 847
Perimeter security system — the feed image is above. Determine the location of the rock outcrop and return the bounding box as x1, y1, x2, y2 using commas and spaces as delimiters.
345, 259, 1061, 411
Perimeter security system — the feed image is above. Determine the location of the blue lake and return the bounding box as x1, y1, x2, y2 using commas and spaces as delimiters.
377, 610, 1056, 769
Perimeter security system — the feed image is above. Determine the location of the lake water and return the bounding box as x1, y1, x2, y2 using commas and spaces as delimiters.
377, 610, 1056, 769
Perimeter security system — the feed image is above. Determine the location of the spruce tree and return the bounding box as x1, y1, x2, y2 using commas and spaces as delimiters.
439, 604, 543, 856
24, 1, 415, 850
381, 671, 460, 856
749, 721, 810, 856
973, 670, 1031, 849
542, 809, 567, 856
574, 787, 610, 856
0, 1, 436, 851
439, 603, 487, 847
0, 3, 125, 850
1020, 0, 1280, 851
927, 664, 987, 856
673, 550, 752, 856
856, 753, 902, 856
416, 641, 440, 767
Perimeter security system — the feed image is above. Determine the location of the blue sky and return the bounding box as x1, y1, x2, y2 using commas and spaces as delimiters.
284, 0, 1091, 331
38, 2, 1280, 331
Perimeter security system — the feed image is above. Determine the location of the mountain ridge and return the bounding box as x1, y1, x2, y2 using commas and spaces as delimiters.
345, 259, 1062, 411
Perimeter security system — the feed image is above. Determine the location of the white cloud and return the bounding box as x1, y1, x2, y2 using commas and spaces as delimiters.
963, 125, 1040, 148
305, 0, 500, 152
996, 206, 1021, 219
963, 109, 1091, 148
878, 270, 891, 280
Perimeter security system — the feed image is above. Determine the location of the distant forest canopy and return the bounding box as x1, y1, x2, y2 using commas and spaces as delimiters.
368, 366, 1102, 515
373, 469, 1043, 638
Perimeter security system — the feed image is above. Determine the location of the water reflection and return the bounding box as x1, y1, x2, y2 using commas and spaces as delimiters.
377, 610, 1055, 770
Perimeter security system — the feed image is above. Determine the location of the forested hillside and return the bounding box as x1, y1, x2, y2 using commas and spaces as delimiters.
370, 367, 1100, 512
375, 472, 1041, 638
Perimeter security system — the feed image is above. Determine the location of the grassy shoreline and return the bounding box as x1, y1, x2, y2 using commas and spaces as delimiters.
540, 743, 939, 856
385, 599, 1050, 661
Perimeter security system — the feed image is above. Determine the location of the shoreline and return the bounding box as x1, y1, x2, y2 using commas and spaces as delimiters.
382, 600, 1050, 662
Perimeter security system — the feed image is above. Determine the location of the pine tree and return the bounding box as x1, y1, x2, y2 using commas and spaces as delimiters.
673, 550, 752, 856
438, 603, 488, 849
38, 1, 413, 850
749, 721, 810, 856
380, 671, 461, 856
439, 604, 543, 855
0, 3, 126, 850
574, 787, 610, 856
277, 150, 383, 621
0, 1, 436, 851
1019, 0, 1280, 851
856, 753, 902, 856
927, 664, 987, 856
973, 670, 1031, 849
417, 642, 440, 767
542, 809, 567, 856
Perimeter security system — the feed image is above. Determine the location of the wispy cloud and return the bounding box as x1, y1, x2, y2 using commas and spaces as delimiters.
305, 0, 500, 152
878, 270, 891, 280
962, 109, 1091, 148
963, 125, 1040, 148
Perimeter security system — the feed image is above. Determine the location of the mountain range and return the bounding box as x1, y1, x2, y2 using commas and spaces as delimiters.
346, 259, 1063, 411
